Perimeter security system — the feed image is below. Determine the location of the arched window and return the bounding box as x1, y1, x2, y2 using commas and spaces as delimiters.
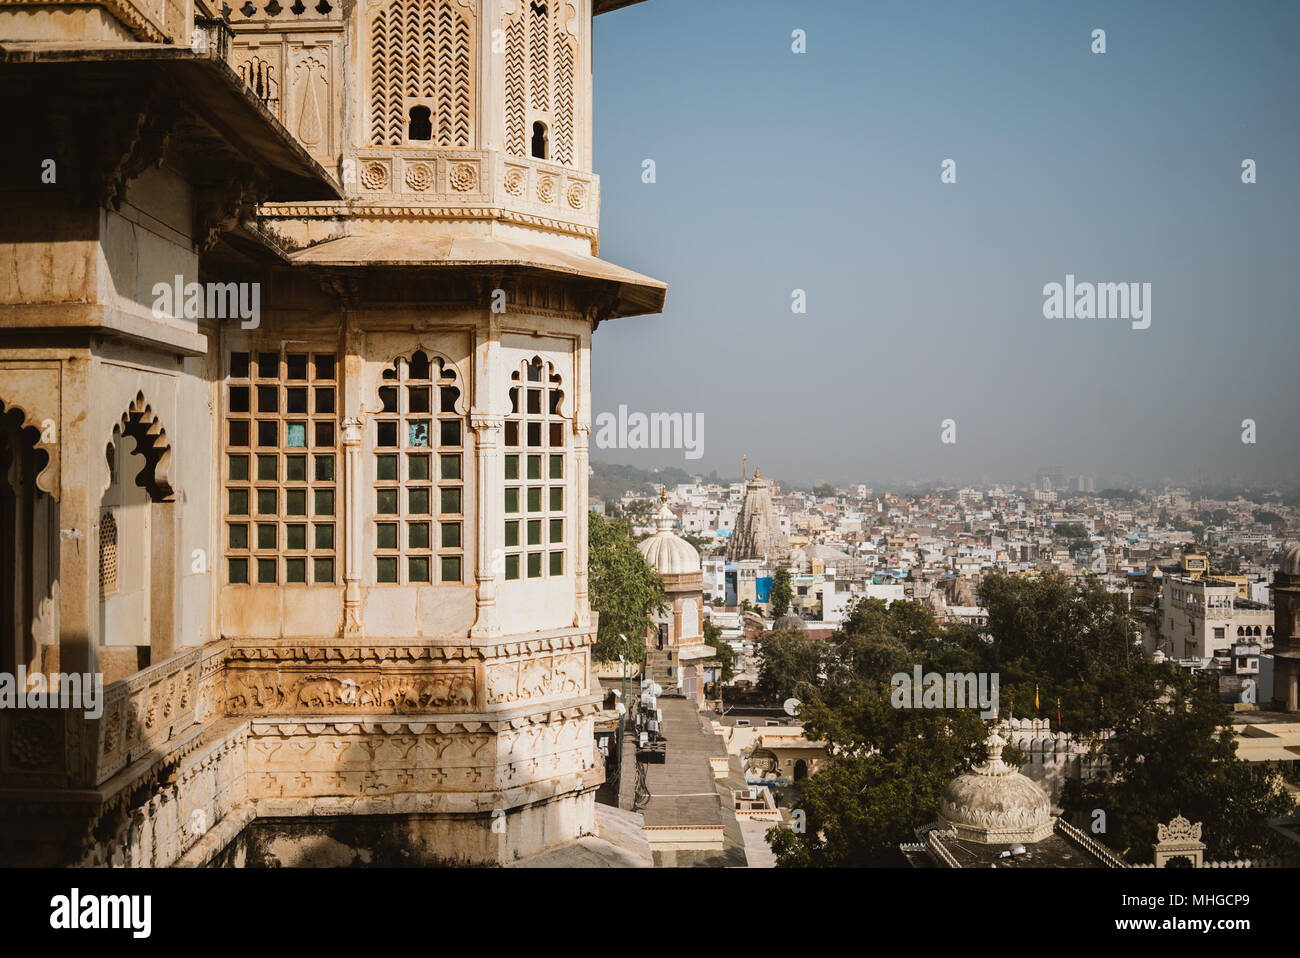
372, 351, 464, 585
503, 358, 565, 581
408, 105, 432, 141
531, 120, 548, 159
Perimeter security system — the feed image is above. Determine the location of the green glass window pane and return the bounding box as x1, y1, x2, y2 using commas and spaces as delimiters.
527, 487, 541, 512
440, 420, 461, 446
408, 454, 430, 481
527, 455, 541, 480
505, 455, 519, 480
313, 558, 334, 584
527, 422, 541, 447
441, 488, 461, 514
376, 557, 398, 583
377, 489, 398, 514
257, 524, 277, 550
440, 454, 460, 480
408, 522, 430, 550
504, 488, 519, 514
408, 421, 430, 448
315, 489, 335, 515
286, 558, 306, 583
550, 487, 563, 511
256, 455, 277, 481
286, 524, 306, 550
549, 551, 563, 576
228, 455, 248, 481
286, 456, 307, 482
549, 454, 563, 479
505, 554, 519, 580
228, 558, 248, 584
377, 523, 398, 549
315, 455, 334, 481
527, 519, 541, 546
257, 489, 277, 515
408, 488, 430, 515
377, 455, 398, 481
505, 521, 519, 547
315, 523, 334, 550
257, 558, 277, 583
286, 422, 307, 448
408, 557, 430, 583
228, 489, 248, 515
527, 553, 542, 578
286, 489, 307, 516
229, 523, 248, 550
441, 522, 461, 549
549, 518, 563, 544
440, 556, 461, 583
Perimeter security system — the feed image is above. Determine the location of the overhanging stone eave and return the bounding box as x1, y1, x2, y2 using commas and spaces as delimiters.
0, 42, 342, 202
286, 235, 667, 319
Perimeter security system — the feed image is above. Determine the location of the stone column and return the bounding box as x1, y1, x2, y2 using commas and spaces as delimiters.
470, 414, 503, 638
1289, 668, 1297, 712
573, 422, 590, 628
342, 416, 364, 637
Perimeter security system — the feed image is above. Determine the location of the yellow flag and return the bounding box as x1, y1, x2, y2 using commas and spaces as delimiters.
1035, 684, 1040, 712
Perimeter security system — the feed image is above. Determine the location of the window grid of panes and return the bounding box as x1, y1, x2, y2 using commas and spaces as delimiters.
504, 359, 565, 581
373, 351, 464, 585
224, 349, 338, 585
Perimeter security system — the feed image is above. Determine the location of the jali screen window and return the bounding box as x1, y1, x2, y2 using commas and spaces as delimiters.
224, 349, 338, 585
373, 351, 465, 585
504, 357, 565, 581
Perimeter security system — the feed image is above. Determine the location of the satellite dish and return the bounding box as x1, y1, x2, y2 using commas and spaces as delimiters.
783, 698, 801, 716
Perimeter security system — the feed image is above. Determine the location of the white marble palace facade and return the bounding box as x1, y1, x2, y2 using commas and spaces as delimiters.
0, 0, 663, 865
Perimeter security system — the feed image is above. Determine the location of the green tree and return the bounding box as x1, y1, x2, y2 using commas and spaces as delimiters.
1061, 663, 1294, 863
770, 567, 793, 618
702, 619, 734, 683
767, 693, 989, 866
588, 511, 666, 665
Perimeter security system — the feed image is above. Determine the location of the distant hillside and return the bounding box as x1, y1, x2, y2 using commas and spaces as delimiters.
588, 461, 698, 505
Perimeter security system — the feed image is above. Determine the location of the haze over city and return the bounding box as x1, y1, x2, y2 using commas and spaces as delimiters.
591, 0, 1300, 487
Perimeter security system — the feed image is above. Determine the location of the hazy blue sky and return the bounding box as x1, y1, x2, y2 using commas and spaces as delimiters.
588, 0, 1300, 489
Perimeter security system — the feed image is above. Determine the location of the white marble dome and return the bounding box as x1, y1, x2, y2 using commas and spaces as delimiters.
638, 495, 700, 575
1281, 543, 1300, 577
938, 730, 1055, 843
